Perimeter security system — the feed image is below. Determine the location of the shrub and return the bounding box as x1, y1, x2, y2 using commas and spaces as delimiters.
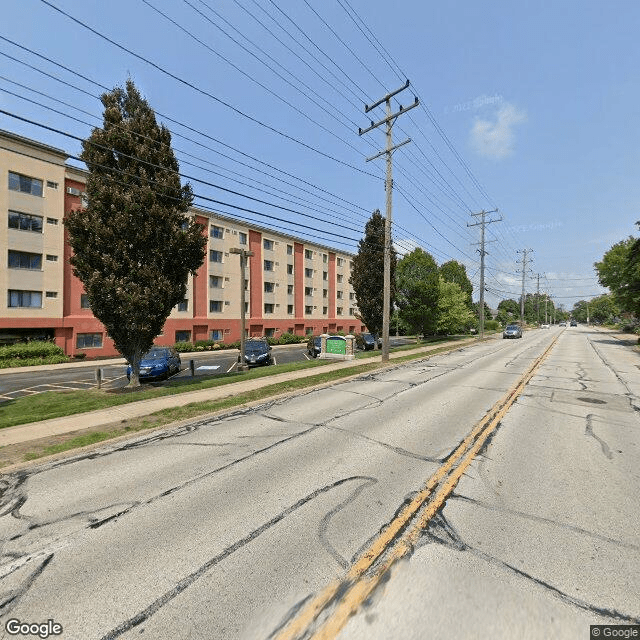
484, 320, 500, 331
278, 332, 303, 344
0, 354, 69, 369
174, 341, 196, 352
0, 341, 65, 360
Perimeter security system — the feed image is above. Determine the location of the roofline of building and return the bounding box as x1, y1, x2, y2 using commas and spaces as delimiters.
0, 128, 68, 160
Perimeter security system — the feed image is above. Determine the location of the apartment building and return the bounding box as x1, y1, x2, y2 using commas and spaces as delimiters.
1, 129, 365, 357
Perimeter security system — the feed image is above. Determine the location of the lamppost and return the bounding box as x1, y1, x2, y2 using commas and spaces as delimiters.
229, 247, 253, 371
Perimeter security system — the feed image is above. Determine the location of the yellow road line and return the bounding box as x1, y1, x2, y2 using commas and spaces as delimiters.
275, 335, 559, 640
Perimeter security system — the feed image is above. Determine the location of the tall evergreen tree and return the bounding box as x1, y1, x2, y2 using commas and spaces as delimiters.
349, 209, 396, 337
396, 248, 440, 337
65, 80, 206, 386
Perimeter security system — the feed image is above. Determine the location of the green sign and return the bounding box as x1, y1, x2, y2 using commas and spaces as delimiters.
326, 337, 346, 355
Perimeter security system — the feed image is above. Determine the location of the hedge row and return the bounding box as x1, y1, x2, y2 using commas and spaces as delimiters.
0, 354, 69, 369
0, 341, 66, 360
174, 333, 308, 352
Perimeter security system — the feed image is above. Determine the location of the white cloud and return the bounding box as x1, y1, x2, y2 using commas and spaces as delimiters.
470, 103, 527, 159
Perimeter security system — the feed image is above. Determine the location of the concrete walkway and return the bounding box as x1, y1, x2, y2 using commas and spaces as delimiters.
0, 339, 477, 448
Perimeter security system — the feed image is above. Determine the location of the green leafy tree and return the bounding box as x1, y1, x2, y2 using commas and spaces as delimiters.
437, 278, 474, 334
495, 298, 519, 325
65, 80, 207, 386
595, 235, 640, 317
439, 260, 473, 308
396, 248, 440, 336
472, 300, 493, 323
350, 209, 396, 337
588, 294, 620, 324
571, 300, 589, 323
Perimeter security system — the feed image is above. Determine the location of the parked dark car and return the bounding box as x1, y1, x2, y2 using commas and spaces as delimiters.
127, 346, 181, 381
357, 332, 377, 350
503, 324, 523, 339
243, 338, 273, 367
307, 336, 322, 358
570, 320, 578, 327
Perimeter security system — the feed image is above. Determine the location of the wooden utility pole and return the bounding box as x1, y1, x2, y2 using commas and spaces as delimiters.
359, 80, 418, 362
516, 249, 533, 327
230, 247, 253, 371
468, 209, 500, 338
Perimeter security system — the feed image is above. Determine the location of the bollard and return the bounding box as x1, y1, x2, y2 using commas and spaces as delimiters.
190, 359, 195, 377
95, 368, 102, 389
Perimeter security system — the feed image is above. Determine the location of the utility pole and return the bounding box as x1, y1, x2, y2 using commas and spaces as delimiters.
516, 249, 533, 327
536, 274, 541, 325
229, 247, 254, 371
359, 80, 418, 362
545, 294, 549, 324
468, 209, 500, 338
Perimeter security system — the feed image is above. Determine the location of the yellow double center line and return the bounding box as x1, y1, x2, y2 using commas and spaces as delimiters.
275, 335, 559, 640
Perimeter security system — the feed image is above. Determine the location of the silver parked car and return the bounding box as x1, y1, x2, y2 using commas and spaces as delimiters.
503, 324, 523, 339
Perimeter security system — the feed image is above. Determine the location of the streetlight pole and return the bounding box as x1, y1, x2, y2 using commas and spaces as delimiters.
230, 247, 254, 371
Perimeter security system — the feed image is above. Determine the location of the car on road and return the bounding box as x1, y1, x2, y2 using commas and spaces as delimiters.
570, 320, 578, 327
127, 346, 181, 381
559, 321, 567, 327
503, 324, 523, 339
307, 336, 322, 358
540, 323, 550, 329
243, 338, 273, 367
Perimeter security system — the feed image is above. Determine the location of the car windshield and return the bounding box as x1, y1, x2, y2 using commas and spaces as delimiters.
142, 349, 170, 360
506, 325, 519, 330
245, 342, 267, 354
314, 337, 321, 346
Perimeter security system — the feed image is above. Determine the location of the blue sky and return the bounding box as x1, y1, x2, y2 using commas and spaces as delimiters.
2, 0, 638, 310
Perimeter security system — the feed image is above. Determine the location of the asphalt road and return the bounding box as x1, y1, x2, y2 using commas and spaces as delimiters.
0, 338, 415, 400
1, 327, 636, 639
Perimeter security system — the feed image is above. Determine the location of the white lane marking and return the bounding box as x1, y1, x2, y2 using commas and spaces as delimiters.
197, 365, 221, 371
226, 362, 237, 373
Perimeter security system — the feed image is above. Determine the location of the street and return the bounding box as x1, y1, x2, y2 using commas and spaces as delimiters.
0, 327, 637, 639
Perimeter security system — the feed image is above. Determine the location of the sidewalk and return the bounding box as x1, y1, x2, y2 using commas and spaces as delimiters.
0, 339, 475, 448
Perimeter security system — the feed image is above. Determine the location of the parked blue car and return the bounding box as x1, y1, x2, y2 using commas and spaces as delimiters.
126, 346, 181, 381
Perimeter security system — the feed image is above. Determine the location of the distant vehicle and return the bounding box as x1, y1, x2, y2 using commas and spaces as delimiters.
243, 338, 273, 367
570, 320, 578, 327
307, 336, 322, 358
127, 346, 181, 381
503, 324, 523, 339
559, 321, 567, 327
541, 323, 550, 329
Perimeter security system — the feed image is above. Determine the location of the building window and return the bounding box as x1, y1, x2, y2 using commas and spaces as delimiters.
46, 217, 58, 225
305, 305, 313, 314
80, 294, 91, 309
264, 260, 274, 271
323, 271, 328, 281
245, 302, 249, 313
244, 279, 249, 290
337, 291, 343, 299
287, 304, 294, 314
306, 327, 313, 335
349, 292, 355, 300
287, 264, 294, 275
349, 308, 355, 315
210, 275, 223, 288
177, 299, 188, 312
323, 306, 328, 314
264, 303, 274, 314
9, 171, 43, 197
46, 291, 58, 298
8, 290, 42, 308
337, 307, 343, 315
265, 328, 275, 337
175, 330, 191, 343
46, 254, 58, 262
210, 225, 224, 239
8, 250, 42, 270
210, 300, 223, 312
264, 281, 275, 293
305, 268, 313, 278
8, 211, 43, 233
323, 289, 328, 298
76, 333, 103, 349
210, 329, 223, 341
239, 232, 247, 245
210, 250, 223, 263
337, 257, 343, 267
337, 274, 343, 283
46, 180, 58, 189
287, 284, 294, 295
263, 239, 274, 250
305, 249, 313, 259
287, 244, 293, 255
323, 253, 327, 263
305, 287, 313, 296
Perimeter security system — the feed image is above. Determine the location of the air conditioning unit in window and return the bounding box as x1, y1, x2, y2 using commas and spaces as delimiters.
66, 187, 82, 196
